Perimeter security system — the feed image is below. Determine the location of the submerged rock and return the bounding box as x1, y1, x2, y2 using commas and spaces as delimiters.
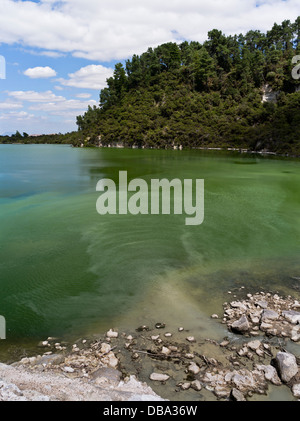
149, 373, 170, 382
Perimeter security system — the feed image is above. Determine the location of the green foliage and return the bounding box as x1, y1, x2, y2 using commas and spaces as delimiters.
75, 17, 300, 155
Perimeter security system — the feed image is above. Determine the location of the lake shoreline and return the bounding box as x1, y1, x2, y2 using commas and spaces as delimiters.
2, 290, 299, 401
1, 141, 300, 159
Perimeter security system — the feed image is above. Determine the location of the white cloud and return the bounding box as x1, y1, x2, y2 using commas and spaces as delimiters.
0, 0, 299, 62
6, 89, 97, 118
28, 98, 98, 116
7, 90, 65, 103
23, 66, 57, 79
57, 65, 114, 90
0, 101, 23, 110
76, 93, 92, 99
0, 110, 34, 121
22, 48, 66, 58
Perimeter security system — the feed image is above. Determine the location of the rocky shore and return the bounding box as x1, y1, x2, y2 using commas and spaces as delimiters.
0, 291, 299, 401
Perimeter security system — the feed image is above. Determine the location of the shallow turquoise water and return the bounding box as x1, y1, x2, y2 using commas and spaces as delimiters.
0, 144, 299, 353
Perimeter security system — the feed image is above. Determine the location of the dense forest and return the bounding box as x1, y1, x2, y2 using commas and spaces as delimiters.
76, 17, 300, 155
0, 130, 79, 146
2, 18, 300, 155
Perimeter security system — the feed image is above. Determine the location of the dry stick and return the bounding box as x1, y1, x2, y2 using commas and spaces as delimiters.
132, 349, 191, 360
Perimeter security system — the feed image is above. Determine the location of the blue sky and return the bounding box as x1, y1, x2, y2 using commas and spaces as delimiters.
0, 0, 299, 135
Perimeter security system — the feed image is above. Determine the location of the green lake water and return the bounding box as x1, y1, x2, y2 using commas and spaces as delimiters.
0, 144, 300, 362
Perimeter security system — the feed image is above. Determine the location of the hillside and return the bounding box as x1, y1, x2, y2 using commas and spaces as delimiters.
76, 17, 300, 155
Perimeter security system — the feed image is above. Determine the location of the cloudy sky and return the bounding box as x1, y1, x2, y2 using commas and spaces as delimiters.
0, 0, 299, 135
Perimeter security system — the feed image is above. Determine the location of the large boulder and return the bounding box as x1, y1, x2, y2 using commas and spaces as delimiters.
256, 365, 281, 385
282, 310, 300, 325
231, 315, 250, 334
261, 309, 279, 322
273, 352, 299, 383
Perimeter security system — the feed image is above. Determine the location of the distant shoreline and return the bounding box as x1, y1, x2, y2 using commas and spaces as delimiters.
1, 141, 299, 159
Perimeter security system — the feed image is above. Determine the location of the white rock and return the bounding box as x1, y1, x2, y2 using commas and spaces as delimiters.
191, 380, 202, 391
230, 301, 247, 311
151, 335, 160, 341
181, 383, 191, 390
186, 336, 195, 342
292, 301, 300, 309
169, 346, 178, 352
247, 340, 261, 351
107, 354, 118, 369
282, 310, 300, 325
150, 373, 170, 382
292, 384, 300, 398
63, 367, 75, 373
291, 334, 300, 342
100, 343, 111, 354
256, 365, 281, 385
274, 352, 299, 383
106, 329, 118, 338
161, 347, 171, 356
231, 315, 250, 333
188, 362, 200, 375
261, 309, 279, 322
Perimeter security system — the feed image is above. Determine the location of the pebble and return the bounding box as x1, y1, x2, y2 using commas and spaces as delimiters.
180, 383, 191, 390
151, 335, 160, 341
169, 346, 178, 352
186, 336, 195, 343
161, 347, 171, 356
155, 323, 166, 329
